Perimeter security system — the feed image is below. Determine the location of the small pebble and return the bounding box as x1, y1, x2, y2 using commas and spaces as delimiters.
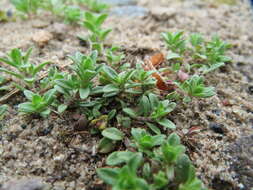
99, 0, 137, 6
248, 85, 253, 94
212, 109, 222, 116
6, 9, 13, 17
209, 123, 225, 134
38, 124, 54, 136
73, 115, 89, 131
20, 124, 27, 130
1, 179, 45, 190
32, 30, 53, 47
111, 6, 149, 17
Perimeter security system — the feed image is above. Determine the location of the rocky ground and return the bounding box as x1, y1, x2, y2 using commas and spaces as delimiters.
0, 0, 253, 190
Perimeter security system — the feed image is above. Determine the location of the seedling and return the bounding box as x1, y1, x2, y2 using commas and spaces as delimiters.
123, 93, 176, 129
97, 153, 149, 190
132, 63, 156, 92
189, 33, 205, 60
99, 65, 139, 97
162, 31, 186, 56
11, 0, 41, 16
55, 51, 99, 103
82, 11, 112, 54
63, 5, 83, 24
18, 89, 56, 117
40, 66, 66, 90
131, 128, 165, 156
105, 46, 125, 66
41, 0, 66, 16
154, 133, 185, 165
0, 48, 50, 88
202, 35, 232, 73
80, 0, 109, 12
162, 32, 231, 74
177, 75, 215, 101
98, 130, 208, 190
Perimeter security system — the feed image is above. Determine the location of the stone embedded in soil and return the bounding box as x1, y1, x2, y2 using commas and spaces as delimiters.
50, 23, 69, 41
1, 179, 46, 190
209, 123, 226, 134
73, 115, 89, 131
32, 30, 53, 47
248, 85, 253, 94
110, 6, 149, 17
150, 6, 177, 21
99, 0, 137, 6
212, 109, 222, 116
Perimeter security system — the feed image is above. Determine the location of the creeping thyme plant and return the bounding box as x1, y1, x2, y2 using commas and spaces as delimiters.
1, 1, 233, 190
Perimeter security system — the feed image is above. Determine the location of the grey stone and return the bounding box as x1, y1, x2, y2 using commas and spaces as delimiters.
111, 6, 149, 17
1, 179, 46, 190
99, 0, 137, 6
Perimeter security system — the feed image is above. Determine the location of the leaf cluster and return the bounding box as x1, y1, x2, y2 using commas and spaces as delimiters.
123, 93, 176, 131
97, 130, 208, 190
0, 48, 50, 88
82, 11, 111, 53
79, 0, 109, 13
162, 32, 231, 74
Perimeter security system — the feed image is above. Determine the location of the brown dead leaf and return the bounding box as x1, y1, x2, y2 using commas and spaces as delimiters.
149, 52, 165, 67
143, 54, 175, 91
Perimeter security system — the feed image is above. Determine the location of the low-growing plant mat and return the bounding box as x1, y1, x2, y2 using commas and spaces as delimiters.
0, 0, 253, 190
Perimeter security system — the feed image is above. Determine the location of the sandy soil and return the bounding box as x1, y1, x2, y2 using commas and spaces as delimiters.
0, 0, 253, 190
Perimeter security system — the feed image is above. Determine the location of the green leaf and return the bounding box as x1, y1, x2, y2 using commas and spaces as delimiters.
18, 102, 36, 113
98, 137, 116, 153
123, 108, 138, 118
167, 133, 181, 146
142, 163, 151, 180
102, 127, 124, 141
10, 48, 22, 66
167, 52, 181, 60
157, 118, 176, 129
44, 89, 56, 103
148, 93, 159, 109
33, 61, 51, 76
0, 67, 23, 79
100, 28, 112, 41
127, 153, 143, 172
96, 13, 108, 27
146, 122, 161, 135
0, 104, 8, 120
103, 84, 120, 94
83, 21, 96, 33
108, 109, 116, 120
202, 62, 225, 74
23, 47, 33, 64
40, 108, 51, 117
175, 154, 192, 184
139, 95, 150, 117
79, 87, 90, 99
152, 171, 169, 189
106, 151, 137, 166
102, 65, 118, 81
57, 104, 68, 113
23, 90, 35, 100
97, 168, 119, 185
